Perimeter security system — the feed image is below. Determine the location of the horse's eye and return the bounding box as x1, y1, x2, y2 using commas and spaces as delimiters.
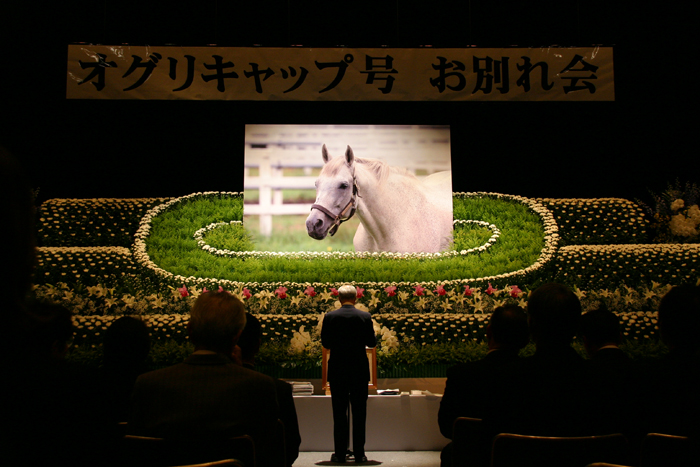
339, 182, 349, 189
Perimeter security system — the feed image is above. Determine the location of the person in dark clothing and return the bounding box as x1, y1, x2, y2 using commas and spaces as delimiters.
438, 304, 529, 467
321, 285, 377, 463
235, 312, 301, 467
129, 291, 280, 467
642, 284, 700, 438
581, 304, 628, 361
99, 316, 151, 423
486, 284, 609, 438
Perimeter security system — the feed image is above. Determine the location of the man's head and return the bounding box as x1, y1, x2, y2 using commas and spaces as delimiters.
338, 285, 357, 304
487, 304, 529, 351
527, 283, 582, 347
188, 291, 247, 355
580, 305, 622, 357
658, 284, 700, 351
103, 316, 151, 367
236, 312, 262, 365
26, 302, 74, 361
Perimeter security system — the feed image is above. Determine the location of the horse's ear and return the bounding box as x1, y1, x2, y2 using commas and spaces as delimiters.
345, 145, 354, 166
322, 144, 331, 164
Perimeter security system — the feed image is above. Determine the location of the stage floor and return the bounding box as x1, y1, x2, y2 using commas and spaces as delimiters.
295, 451, 440, 467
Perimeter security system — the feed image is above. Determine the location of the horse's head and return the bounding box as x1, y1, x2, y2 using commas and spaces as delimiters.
306, 144, 358, 240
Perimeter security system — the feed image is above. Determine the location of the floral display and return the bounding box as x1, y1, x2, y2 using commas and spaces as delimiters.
30, 189, 700, 373
535, 198, 648, 246
636, 180, 700, 243
131, 191, 557, 287
550, 244, 700, 289
38, 198, 171, 247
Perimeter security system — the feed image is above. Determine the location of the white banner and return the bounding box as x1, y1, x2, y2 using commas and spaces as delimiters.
66, 45, 614, 101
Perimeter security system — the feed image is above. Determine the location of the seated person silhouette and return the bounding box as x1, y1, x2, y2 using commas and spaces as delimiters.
438, 304, 529, 467
235, 312, 301, 467
486, 283, 609, 437
641, 284, 700, 437
128, 291, 280, 467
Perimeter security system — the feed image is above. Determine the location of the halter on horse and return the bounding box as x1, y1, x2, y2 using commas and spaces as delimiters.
309, 171, 360, 237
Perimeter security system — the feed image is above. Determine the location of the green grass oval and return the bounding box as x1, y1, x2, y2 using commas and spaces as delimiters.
145, 193, 546, 284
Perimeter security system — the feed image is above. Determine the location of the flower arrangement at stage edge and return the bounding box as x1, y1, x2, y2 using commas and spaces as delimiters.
288, 315, 324, 359
637, 180, 700, 243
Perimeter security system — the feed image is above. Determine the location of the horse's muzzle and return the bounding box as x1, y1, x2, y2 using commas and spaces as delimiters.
305, 213, 329, 240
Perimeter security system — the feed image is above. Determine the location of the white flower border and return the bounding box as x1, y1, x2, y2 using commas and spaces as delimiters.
133, 191, 559, 289
192, 219, 501, 259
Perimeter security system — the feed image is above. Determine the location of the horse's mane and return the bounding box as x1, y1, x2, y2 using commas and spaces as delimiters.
321, 156, 414, 185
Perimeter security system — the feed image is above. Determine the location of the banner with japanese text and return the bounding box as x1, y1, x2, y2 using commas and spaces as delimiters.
66, 45, 614, 101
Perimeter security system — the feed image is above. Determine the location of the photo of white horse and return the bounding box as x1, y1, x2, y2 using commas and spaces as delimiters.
306, 144, 453, 253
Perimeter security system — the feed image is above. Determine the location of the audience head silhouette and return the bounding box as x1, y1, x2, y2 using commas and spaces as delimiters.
658, 284, 700, 352
25, 302, 74, 361
527, 283, 582, 347
580, 304, 622, 356
188, 291, 247, 355
236, 312, 262, 367
103, 316, 150, 368
487, 304, 529, 351
338, 284, 357, 304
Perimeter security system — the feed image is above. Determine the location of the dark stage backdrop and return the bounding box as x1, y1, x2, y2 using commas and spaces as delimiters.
0, 1, 693, 203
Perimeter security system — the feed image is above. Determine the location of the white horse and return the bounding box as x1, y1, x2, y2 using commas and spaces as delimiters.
305, 144, 453, 253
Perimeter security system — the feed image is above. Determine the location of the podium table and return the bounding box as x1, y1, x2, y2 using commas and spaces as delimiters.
293, 393, 445, 451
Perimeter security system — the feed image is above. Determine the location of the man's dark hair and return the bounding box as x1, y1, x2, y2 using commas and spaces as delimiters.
103, 316, 151, 367
237, 312, 262, 361
189, 291, 247, 353
527, 283, 582, 346
580, 304, 621, 349
25, 301, 74, 358
658, 284, 700, 351
490, 304, 529, 350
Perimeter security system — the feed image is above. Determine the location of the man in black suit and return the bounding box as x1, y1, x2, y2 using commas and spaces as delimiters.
321, 285, 377, 463
438, 305, 529, 467
129, 291, 280, 467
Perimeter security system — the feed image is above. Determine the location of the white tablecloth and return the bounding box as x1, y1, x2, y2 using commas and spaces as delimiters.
293, 394, 446, 451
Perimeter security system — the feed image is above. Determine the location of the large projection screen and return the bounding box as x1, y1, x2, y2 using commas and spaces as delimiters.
244, 124, 452, 253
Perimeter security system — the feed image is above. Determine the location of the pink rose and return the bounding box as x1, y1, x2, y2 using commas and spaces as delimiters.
304, 286, 316, 297
509, 285, 522, 298
242, 288, 252, 299
275, 286, 288, 299
356, 287, 364, 299
434, 285, 446, 296
463, 285, 472, 297
384, 285, 397, 297
177, 285, 189, 298
330, 288, 339, 296
486, 283, 496, 295
414, 285, 425, 296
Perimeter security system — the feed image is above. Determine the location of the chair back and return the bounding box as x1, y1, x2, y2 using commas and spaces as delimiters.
490, 433, 630, 467
171, 461, 245, 467
585, 464, 632, 467
121, 434, 255, 467
640, 433, 693, 467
